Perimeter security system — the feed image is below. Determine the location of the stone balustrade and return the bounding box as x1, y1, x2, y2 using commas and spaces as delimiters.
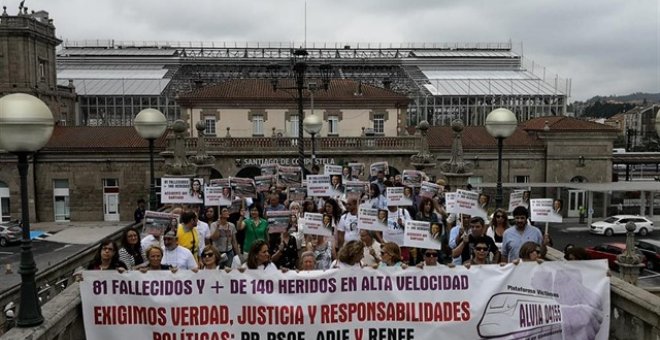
173, 136, 420, 153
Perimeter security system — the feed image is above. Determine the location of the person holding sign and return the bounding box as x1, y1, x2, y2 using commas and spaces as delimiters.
486, 209, 510, 251
269, 222, 299, 270
451, 217, 499, 265
161, 231, 198, 271
238, 204, 269, 256
359, 230, 382, 266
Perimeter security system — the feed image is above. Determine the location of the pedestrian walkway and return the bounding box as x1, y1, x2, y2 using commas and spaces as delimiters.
29, 220, 133, 245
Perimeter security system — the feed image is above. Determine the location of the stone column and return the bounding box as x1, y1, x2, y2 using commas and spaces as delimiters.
439, 119, 473, 190
616, 221, 644, 285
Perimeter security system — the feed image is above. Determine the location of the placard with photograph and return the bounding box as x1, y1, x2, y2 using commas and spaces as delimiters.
278, 166, 302, 187
455, 189, 488, 218
230, 177, 257, 198
369, 161, 389, 177
300, 212, 332, 237
358, 206, 388, 232
530, 198, 563, 223
403, 220, 442, 250
324, 164, 343, 176
260, 163, 278, 176
348, 162, 365, 180
204, 186, 232, 206
344, 181, 367, 200
307, 175, 330, 197
402, 170, 425, 188
419, 181, 442, 198
287, 185, 307, 203
209, 178, 229, 187
161, 178, 204, 204
142, 210, 179, 240
328, 174, 344, 197
254, 175, 275, 193
386, 187, 413, 206
266, 210, 291, 234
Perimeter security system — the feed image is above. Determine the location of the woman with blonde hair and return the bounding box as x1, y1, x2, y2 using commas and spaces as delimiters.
378, 242, 403, 268
334, 240, 364, 268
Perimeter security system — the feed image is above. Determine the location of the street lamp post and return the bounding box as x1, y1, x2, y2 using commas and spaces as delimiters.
134, 109, 168, 211
0, 93, 55, 326
303, 113, 323, 165
268, 49, 331, 179
485, 108, 518, 209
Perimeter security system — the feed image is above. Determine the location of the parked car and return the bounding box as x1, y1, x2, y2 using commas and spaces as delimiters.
589, 215, 654, 237
636, 239, 660, 272
585, 242, 647, 271
0, 222, 22, 247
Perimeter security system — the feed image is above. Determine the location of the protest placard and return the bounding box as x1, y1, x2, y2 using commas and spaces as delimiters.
419, 181, 442, 198
508, 190, 527, 212
530, 198, 563, 223
161, 178, 204, 204
254, 175, 275, 193
81, 260, 611, 340
287, 185, 307, 203
324, 164, 343, 175
142, 211, 179, 240
328, 174, 344, 197
307, 175, 330, 197
386, 187, 412, 206
358, 206, 388, 232
445, 192, 458, 214
260, 163, 278, 176
403, 220, 442, 250
402, 169, 425, 187
344, 181, 367, 200
455, 189, 488, 218
204, 186, 232, 206
369, 161, 389, 177
348, 162, 365, 179
266, 210, 290, 234
278, 166, 302, 187
230, 177, 257, 198
300, 212, 332, 237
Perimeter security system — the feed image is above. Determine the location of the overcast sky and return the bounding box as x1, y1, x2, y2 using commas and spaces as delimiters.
18, 0, 660, 101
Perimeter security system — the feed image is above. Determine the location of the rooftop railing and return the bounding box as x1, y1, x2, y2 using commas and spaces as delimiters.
173, 136, 421, 153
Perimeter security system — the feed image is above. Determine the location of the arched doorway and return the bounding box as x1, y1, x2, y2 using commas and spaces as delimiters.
235, 166, 261, 179
210, 168, 223, 180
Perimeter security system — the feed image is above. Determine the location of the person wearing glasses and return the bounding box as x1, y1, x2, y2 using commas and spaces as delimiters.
378, 242, 403, 268
87, 239, 127, 272
466, 238, 493, 266
417, 249, 440, 268
451, 216, 499, 265
487, 208, 510, 251
200, 245, 226, 270
518, 241, 542, 262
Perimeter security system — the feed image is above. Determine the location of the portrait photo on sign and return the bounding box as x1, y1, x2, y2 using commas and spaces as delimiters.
369, 161, 389, 177
189, 178, 204, 201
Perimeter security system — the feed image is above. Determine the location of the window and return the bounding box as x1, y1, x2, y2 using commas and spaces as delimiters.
514, 176, 529, 183
53, 179, 70, 222
39, 60, 46, 80
0, 181, 9, 222
252, 115, 264, 136
373, 114, 385, 134
328, 116, 338, 135
289, 115, 299, 137
467, 176, 483, 185
204, 116, 216, 136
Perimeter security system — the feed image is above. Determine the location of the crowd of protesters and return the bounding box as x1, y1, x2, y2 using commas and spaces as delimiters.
93, 168, 590, 274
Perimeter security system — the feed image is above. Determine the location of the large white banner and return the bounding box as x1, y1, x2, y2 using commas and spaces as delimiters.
81, 260, 610, 340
